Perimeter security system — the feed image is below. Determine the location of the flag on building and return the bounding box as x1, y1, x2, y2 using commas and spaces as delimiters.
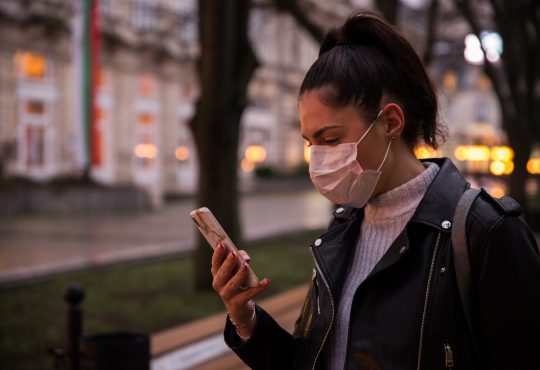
72, 0, 101, 171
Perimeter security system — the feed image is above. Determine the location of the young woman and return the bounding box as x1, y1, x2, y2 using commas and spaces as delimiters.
210, 11, 540, 370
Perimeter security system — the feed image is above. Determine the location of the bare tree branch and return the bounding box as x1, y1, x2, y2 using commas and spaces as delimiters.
452, 0, 514, 124
270, 0, 326, 43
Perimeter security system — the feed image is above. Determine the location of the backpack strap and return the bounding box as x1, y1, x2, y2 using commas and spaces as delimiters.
451, 187, 481, 360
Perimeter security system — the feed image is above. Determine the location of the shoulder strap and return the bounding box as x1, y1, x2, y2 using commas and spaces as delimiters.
451, 187, 481, 359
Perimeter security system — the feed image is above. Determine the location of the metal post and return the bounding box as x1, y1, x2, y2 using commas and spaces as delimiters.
65, 283, 85, 370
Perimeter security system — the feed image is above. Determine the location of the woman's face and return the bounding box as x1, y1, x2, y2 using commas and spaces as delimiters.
299, 90, 390, 172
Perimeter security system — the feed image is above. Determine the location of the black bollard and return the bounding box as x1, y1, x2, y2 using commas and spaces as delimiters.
65, 283, 85, 370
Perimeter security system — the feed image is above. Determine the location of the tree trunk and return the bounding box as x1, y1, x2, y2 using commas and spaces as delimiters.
506, 125, 531, 218
191, 0, 258, 291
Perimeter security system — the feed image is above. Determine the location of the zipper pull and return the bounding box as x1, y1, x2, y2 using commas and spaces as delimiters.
444, 342, 454, 368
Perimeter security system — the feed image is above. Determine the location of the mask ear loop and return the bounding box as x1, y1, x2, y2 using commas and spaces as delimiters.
376, 137, 393, 171
356, 109, 385, 145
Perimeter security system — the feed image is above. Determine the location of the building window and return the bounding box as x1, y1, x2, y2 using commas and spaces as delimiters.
19, 98, 51, 172
25, 125, 45, 167
138, 74, 157, 98
14, 51, 48, 80
25, 100, 45, 115
133, 74, 160, 185
14, 50, 57, 179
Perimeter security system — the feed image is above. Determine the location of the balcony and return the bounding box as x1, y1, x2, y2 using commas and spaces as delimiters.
99, 0, 198, 59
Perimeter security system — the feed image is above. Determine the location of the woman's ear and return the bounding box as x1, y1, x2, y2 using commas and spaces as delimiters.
382, 103, 404, 138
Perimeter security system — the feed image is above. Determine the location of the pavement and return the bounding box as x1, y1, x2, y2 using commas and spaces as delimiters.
0, 181, 332, 286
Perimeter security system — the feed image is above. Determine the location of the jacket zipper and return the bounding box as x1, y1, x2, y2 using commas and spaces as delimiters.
416, 232, 442, 370
310, 246, 335, 370
444, 342, 454, 368
313, 269, 321, 316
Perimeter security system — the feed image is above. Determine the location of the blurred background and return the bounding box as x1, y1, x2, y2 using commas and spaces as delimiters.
0, 0, 538, 369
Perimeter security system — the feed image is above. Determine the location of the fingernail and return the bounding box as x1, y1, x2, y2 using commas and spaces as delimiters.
262, 278, 270, 286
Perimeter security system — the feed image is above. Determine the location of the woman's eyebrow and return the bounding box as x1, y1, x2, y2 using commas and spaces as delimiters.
302, 124, 344, 141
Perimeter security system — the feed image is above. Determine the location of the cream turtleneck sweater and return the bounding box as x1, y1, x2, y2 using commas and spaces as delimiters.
327, 161, 440, 369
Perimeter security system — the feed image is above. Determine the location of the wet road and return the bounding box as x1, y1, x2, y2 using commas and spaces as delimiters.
0, 189, 332, 284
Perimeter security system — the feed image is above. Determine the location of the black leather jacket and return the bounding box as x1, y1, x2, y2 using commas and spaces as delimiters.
225, 158, 540, 370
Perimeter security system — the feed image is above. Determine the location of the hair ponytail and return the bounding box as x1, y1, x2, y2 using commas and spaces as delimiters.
300, 11, 445, 149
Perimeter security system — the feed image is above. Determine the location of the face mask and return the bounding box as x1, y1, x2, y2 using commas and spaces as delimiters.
308, 110, 392, 208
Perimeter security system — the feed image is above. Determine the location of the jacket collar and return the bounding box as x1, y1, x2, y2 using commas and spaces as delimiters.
409, 157, 468, 232
333, 158, 468, 233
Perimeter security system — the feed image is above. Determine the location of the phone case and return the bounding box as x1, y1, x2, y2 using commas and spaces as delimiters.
190, 207, 259, 289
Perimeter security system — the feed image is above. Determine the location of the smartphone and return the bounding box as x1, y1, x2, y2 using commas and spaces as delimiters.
190, 207, 259, 289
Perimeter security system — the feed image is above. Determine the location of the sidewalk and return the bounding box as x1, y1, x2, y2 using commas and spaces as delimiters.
0, 183, 332, 286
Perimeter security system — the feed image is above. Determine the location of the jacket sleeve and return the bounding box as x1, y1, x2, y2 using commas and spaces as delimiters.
224, 304, 296, 370
475, 214, 540, 370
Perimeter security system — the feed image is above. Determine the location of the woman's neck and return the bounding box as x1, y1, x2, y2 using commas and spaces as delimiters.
372, 140, 426, 197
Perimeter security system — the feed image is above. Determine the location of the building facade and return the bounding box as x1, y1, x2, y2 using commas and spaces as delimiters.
0, 0, 512, 203
0, 0, 327, 205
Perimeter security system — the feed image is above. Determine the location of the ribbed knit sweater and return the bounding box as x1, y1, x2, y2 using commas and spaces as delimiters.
327, 162, 440, 370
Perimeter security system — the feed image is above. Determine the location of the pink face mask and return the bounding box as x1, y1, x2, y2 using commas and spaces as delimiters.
308, 110, 392, 208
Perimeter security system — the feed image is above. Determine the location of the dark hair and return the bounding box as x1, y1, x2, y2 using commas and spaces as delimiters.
299, 11, 445, 149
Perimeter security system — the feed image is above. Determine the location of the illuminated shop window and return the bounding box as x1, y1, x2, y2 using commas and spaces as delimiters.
134, 134, 157, 169
14, 51, 47, 80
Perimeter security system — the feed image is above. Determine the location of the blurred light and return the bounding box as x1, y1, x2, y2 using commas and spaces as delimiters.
14, 51, 47, 79
476, 74, 492, 91
526, 179, 538, 195
527, 158, 540, 174
503, 161, 514, 175
134, 144, 157, 159
490, 161, 505, 176
442, 71, 458, 93
468, 145, 490, 161
241, 158, 255, 172
491, 146, 514, 161
490, 161, 506, 176
245, 145, 266, 163
464, 32, 503, 65
464, 34, 484, 65
415, 145, 439, 159
138, 112, 154, 125
304, 142, 311, 163
481, 31, 503, 61
454, 146, 468, 161
489, 185, 506, 199
455, 145, 490, 161
175, 146, 189, 161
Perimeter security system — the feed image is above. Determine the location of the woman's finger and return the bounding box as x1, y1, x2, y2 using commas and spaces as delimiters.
238, 250, 251, 263
213, 250, 241, 291
221, 262, 250, 301
211, 243, 227, 277
227, 276, 271, 309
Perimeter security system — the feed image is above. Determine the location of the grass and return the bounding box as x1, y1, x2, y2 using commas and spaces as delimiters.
0, 229, 322, 370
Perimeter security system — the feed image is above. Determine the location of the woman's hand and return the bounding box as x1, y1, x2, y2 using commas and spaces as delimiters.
211, 241, 270, 339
